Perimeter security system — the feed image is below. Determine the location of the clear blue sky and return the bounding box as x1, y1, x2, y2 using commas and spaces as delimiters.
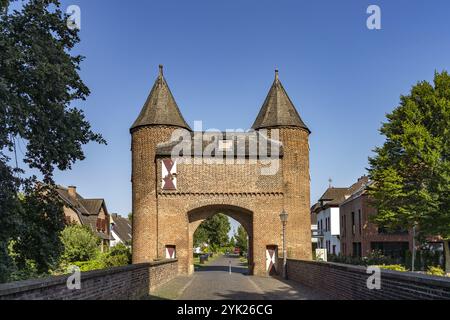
12, 1, 450, 228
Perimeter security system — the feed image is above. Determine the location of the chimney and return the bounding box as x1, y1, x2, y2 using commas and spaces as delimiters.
68, 186, 77, 199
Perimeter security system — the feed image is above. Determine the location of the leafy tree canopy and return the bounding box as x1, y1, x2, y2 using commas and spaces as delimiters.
368, 71, 450, 271
0, 0, 104, 282
193, 214, 231, 249
234, 225, 248, 255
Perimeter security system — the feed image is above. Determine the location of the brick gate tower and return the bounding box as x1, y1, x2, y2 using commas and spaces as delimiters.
131, 66, 311, 276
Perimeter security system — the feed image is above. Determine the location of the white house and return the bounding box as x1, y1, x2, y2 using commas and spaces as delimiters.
110, 214, 132, 247
311, 178, 369, 256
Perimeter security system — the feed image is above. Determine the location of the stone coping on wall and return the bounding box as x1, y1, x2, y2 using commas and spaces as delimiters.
0, 259, 177, 297
287, 259, 450, 288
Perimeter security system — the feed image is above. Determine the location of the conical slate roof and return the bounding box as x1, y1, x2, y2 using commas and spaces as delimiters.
252, 70, 310, 132
131, 66, 191, 131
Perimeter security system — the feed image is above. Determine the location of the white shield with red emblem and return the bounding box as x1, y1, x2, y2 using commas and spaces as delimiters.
266, 246, 278, 275
165, 246, 176, 259
162, 159, 177, 190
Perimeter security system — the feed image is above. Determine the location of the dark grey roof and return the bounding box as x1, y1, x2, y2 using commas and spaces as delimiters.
319, 188, 349, 203
56, 186, 111, 240
131, 65, 191, 132
155, 131, 283, 158
111, 214, 132, 244
252, 70, 310, 132
312, 176, 371, 213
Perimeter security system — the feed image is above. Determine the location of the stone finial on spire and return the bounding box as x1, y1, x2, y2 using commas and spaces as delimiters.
159, 64, 164, 77
275, 68, 279, 82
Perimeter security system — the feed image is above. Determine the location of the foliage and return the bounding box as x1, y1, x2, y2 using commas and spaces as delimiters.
234, 225, 248, 256
6, 240, 46, 281
72, 259, 105, 272
66, 243, 131, 272
377, 264, 408, 272
426, 266, 446, 277
193, 214, 231, 249
101, 243, 132, 267
14, 184, 65, 273
60, 225, 100, 263
328, 250, 396, 266
0, 0, 104, 282
367, 71, 450, 272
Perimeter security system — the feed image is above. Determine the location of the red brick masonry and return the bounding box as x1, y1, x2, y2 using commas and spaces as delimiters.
284, 259, 450, 300
0, 259, 178, 300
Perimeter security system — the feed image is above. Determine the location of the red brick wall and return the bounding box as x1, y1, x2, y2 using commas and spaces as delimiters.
131, 126, 312, 276
0, 260, 178, 300
285, 259, 450, 300
340, 194, 413, 257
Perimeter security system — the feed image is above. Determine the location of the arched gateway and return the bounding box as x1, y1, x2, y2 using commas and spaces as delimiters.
130, 66, 312, 276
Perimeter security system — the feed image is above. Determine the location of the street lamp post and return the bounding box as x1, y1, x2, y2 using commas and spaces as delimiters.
279, 209, 289, 279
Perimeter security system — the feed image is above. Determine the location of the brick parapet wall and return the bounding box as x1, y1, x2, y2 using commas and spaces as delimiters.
0, 259, 178, 300
284, 259, 450, 300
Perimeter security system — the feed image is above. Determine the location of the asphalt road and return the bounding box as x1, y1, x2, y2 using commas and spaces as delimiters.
176, 254, 328, 300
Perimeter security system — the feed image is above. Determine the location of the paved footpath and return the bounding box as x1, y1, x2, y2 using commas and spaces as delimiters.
150, 255, 329, 300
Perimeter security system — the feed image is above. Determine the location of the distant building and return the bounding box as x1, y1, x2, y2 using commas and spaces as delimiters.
340, 180, 413, 260
56, 185, 111, 251
311, 177, 369, 256
110, 214, 132, 247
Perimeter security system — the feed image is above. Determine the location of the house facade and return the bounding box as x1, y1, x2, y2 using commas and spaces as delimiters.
57, 185, 111, 250
311, 177, 369, 256
340, 181, 413, 260
110, 214, 132, 247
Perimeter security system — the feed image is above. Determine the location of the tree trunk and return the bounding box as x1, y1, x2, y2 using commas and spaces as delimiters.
444, 240, 450, 275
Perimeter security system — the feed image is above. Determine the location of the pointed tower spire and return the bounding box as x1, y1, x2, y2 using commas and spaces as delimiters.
252, 69, 310, 133
131, 65, 191, 131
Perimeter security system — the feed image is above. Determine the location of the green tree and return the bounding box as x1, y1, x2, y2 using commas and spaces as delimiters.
0, 0, 104, 282
60, 225, 100, 263
11, 184, 65, 274
193, 214, 230, 250
368, 71, 450, 273
234, 225, 248, 255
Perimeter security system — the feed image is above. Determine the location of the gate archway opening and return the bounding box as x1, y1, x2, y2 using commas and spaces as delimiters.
187, 205, 254, 275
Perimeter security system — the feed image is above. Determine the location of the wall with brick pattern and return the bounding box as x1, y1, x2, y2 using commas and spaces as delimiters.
0, 259, 178, 300
131, 126, 312, 277
284, 259, 450, 300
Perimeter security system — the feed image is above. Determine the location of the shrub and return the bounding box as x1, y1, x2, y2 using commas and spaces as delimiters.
60, 225, 100, 263
70, 244, 131, 272
101, 244, 131, 268
73, 259, 105, 272
426, 266, 446, 277
377, 264, 408, 272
